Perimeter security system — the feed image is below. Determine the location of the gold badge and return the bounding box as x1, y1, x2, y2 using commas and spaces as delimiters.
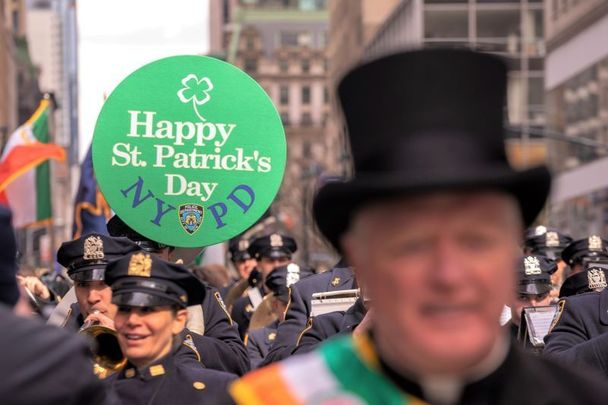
193, 381, 206, 390
238, 239, 249, 251
545, 231, 560, 247
524, 256, 541, 276
270, 233, 283, 247
128, 253, 152, 277
268, 332, 276, 341
588, 269, 607, 290
83, 235, 104, 260
149, 364, 165, 377
125, 368, 135, 378
331, 277, 341, 287
589, 235, 603, 251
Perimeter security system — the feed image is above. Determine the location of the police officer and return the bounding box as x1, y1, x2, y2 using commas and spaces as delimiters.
231, 232, 297, 338
246, 264, 312, 368
220, 236, 257, 301
561, 236, 608, 276
0, 206, 107, 404
507, 255, 556, 341
107, 215, 250, 376
261, 257, 354, 365
559, 263, 608, 297
57, 233, 143, 332
104, 252, 236, 404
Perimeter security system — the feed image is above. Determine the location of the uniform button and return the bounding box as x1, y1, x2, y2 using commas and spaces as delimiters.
193, 381, 206, 390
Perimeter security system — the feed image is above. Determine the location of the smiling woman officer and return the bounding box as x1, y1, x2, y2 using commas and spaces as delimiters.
104, 252, 236, 405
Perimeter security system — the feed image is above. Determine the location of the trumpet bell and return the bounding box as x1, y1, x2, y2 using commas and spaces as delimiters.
80, 323, 127, 379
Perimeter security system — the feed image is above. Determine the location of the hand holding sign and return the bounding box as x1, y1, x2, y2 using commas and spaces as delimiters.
93, 56, 286, 248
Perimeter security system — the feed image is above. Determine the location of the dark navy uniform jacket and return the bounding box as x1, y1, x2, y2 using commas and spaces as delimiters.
106, 331, 236, 405
231, 287, 263, 339
0, 305, 106, 405
544, 289, 608, 376
293, 297, 365, 355
65, 284, 250, 376
246, 320, 279, 369
262, 263, 354, 365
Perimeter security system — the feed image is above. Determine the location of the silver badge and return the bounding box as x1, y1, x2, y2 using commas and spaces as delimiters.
589, 235, 603, 251
588, 269, 607, 290
286, 263, 300, 287
238, 239, 249, 251
270, 233, 283, 247
545, 231, 560, 247
524, 256, 542, 276
534, 226, 547, 236
83, 236, 104, 260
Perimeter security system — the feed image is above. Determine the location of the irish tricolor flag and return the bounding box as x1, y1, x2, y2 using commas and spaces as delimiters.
0, 99, 65, 227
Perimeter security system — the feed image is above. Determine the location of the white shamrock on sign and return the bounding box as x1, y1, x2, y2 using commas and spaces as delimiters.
177, 74, 214, 121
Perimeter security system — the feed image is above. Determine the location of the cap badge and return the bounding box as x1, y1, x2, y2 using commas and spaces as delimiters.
128, 253, 152, 277
589, 235, 603, 251
534, 226, 547, 236
270, 233, 283, 247
524, 256, 541, 276
545, 232, 560, 247
588, 269, 607, 290
331, 276, 341, 287
83, 235, 104, 260
238, 239, 249, 251
286, 263, 301, 287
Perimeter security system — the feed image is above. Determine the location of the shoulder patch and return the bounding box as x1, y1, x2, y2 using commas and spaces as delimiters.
549, 299, 566, 333
182, 334, 202, 363
214, 291, 234, 325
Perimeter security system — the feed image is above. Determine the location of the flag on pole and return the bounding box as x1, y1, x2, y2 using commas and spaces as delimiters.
0, 99, 65, 227
72, 144, 111, 238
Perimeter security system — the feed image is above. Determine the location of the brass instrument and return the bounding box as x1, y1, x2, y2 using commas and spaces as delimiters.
79, 318, 127, 379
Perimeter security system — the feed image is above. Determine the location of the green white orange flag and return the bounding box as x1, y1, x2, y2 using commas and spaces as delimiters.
0, 99, 65, 227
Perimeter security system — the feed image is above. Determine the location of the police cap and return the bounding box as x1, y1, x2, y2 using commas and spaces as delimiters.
248, 233, 297, 260
524, 227, 572, 260
561, 235, 608, 266
228, 236, 252, 262
265, 264, 313, 301
559, 264, 608, 298
517, 255, 556, 295
104, 252, 205, 308
57, 233, 141, 282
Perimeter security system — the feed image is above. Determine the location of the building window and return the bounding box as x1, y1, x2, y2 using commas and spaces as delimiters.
280, 86, 289, 105
279, 31, 312, 47
301, 59, 310, 74
301, 113, 312, 126
424, 9, 468, 39
244, 58, 258, 72
323, 86, 329, 104
280, 113, 290, 126
280, 59, 289, 73
246, 37, 255, 50
302, 86, 311, 104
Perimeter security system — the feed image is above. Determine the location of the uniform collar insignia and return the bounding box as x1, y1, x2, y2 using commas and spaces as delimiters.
128, 252, 152, 277
588, 269, 607, 290
331, 276, 341, 287
149, 364, 165, 377
270, 233, 283, 247
83, 235, 104, 260
545, 231, 559, 247
524, 256, 541, 276
268, 332, 276, 341
125, 368, 136, 378
589, 235, 603, 251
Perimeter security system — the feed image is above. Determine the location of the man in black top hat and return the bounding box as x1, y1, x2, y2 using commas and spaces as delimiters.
0, 206, 107, 404
507, 255, 556, 341
231, 232, 297, 338
57, 233, 142, 331
107, 214, 250, 376
104, 252, 236, 404
231, 49, 608, 404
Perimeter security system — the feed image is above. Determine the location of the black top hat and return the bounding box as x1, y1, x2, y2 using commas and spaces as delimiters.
105, 252, 205, 308
228, 236, 253, 262
57, 233, 142, 282
313, 48, 551, 251
248, 233, 297, 260
516, 255, 556, 295
561, 236, 608, 266
559, 264, 608, 298
524, 227, 572, 261
0, 206, 19, 307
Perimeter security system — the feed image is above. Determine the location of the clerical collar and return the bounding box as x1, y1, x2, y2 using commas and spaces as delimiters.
377, 333, 510, 405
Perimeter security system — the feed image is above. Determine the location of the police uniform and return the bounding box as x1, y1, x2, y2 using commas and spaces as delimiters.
104, 252, 237, 404
230, 233, 297, 338
246, 320, 279, 370
559, 264, 608, 297
220, 237, 254, 299
261, 259, 354, 365
293, 296, 366, 355
107, 215, 250, 376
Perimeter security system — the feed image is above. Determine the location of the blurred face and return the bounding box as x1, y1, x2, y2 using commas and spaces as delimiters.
258, 256, 290, 277
343, 192, 522, 376
115, 306, 187, 368
510, 291, 552, 326
236, 258, 257, 279
75, 280, 116, 319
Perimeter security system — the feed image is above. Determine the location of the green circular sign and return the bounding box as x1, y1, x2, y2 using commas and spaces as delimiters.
92, 55, 286, 248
